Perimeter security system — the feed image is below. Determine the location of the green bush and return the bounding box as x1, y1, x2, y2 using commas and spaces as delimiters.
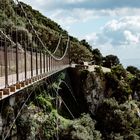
105, 66, 133, 103
96, 98, 140, 138
126, 66, 140, 75
36, 95, 52, 112
60, 114, 102, 140
111, 64, 126, 80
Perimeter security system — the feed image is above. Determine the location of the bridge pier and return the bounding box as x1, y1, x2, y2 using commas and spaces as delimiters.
9, 96, 16, 107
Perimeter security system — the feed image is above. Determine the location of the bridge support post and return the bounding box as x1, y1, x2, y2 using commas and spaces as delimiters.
24, 45, 27, 80
68, 41, 71, 65
9, 96, 15, 107
40, 50, 42, 74
31, 47, 33, 78
16, 44, 19, 82
36, 49, 38, 76
4, 43, 8, 88
43, 53, 45, 73
46, 55, 48, 72
51, 57, 53, 71
50, 56, 52, 72
48, 56, 50, 72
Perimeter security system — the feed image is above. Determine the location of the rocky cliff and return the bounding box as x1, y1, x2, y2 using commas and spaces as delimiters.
1, 67, 140, 140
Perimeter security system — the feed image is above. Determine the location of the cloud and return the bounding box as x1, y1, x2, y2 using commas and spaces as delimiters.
65, 0, 87, 4
49, 8, 99, 27
85, 16, 140, 61
19, 0, 140, 29
124, 30, 140, 44
100, 17, 140, 46
21, 0, 140, 10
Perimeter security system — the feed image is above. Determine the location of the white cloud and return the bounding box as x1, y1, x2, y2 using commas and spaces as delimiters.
20, 0, 140, 10
65, 0, 87, 4
19, 0, 140, 27
85, 16, 140, 62
101, 16, 140, 45
48, 8, 99, 28
124, 30, 140, 44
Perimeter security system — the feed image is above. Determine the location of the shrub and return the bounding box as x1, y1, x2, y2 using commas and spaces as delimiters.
60, 114, 102, 140
35, 95, 52, 112
95, 98, 140, 138
126, 66, 140, 75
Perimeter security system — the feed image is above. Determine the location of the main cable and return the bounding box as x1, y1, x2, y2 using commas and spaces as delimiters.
52, 34, 62, 55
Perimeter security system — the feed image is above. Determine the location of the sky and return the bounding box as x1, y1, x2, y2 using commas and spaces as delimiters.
20, 0, 140, 68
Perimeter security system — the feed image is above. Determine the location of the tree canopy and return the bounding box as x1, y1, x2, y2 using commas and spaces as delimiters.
126, 66, 140, 75
92, 48, 103, 65
103, 55, 120, 68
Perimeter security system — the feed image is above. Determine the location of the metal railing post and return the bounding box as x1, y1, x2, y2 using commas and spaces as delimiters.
16, 44, 19, 82
43, 53, 45, 73
40, 50, 42, 74
36, 49, 38, 76
24, 45, 27, 80
4, 43, 8, 87
46, 55, 48, 72
49, 56, 51, 72
50, 56, 52, 71
31, 47, 33, 77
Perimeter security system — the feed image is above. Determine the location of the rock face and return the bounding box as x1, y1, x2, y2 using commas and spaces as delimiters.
68, 68, 106, 116
80, 71, 106, 116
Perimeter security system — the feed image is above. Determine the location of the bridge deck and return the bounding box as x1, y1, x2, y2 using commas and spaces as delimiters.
0, 65, 69, 101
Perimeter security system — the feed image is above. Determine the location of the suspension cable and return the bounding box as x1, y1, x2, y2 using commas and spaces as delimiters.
16, 0, 70, 61
52, 34, 62, 54
61, 80, 78, 104
51, 79, 75, 119
55, 89, 75, 119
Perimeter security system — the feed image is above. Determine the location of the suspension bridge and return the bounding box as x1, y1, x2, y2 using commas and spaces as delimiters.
0, 0, 70, 101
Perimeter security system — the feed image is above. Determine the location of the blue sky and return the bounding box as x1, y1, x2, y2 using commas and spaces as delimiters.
20, 0, 140, 67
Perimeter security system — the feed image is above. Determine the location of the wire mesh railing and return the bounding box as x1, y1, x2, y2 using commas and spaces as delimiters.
0, 0, 70, 100
0, 42, 70, 90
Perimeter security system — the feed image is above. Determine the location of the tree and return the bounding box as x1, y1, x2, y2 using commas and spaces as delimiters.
95, 98, 140, 139
126, 66, 140, 75
70, 42, 92, 63
111, 64, 126, 80
103, 55, 120, 68
92, 48, 103, 65
80, 39, 92, 51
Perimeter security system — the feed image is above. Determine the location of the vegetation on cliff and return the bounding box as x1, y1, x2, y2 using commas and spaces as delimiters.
80, 64, 140, 139
14, 73, 102, 140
